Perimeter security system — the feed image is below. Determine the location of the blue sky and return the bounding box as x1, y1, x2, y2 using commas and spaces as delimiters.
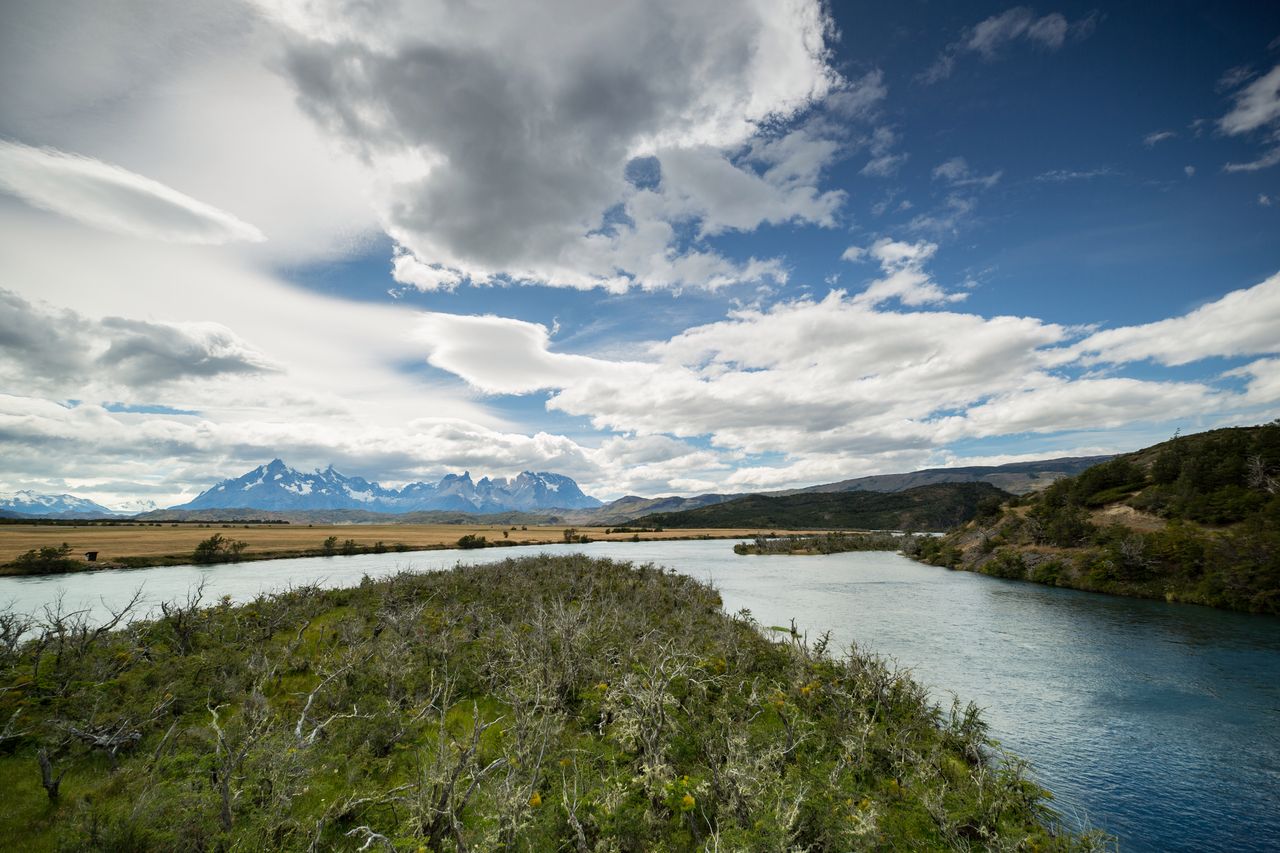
0, 1, 1278, 507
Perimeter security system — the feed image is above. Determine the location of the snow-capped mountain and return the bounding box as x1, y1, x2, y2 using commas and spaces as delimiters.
175, 460, 601, 513
0, 490, 123, 517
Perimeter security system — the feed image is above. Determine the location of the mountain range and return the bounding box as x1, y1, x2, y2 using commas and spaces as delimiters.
174, 459, 602, 513
0, 490, 124, 518
3, 455, 1109, 521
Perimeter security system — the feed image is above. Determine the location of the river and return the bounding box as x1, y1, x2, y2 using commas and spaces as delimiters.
1, 539, 1276, 852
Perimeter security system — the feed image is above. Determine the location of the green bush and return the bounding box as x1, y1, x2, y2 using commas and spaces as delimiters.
191, 533, 248, 564
9, 542, 79, 573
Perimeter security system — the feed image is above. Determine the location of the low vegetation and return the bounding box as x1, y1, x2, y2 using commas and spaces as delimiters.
911, 423, 1280, 614
734, 532, 924, 555
637, 483, 1010, 533
8, 543, 81, 574
0, 555, 1106, 850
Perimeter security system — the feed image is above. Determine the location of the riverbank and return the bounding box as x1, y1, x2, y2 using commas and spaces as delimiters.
0, 553, 1107, 850
0, 523, 825, 576
903, 505, 1280, 615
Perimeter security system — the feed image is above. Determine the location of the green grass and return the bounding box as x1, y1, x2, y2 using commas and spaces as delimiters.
0, 555, 1111, 850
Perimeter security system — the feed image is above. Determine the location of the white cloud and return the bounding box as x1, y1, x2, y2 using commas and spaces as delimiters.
0, 1, 393, 264
403, 267, 1280, 492
1219, 63, 1280, 174
416, 313, 637, 395
944, 377, 1223, 439
1219, 64, 1280, 135
0, 287, 277, 393
1143, 130, 1177, 147
1224, 358, 1280, 405
1224, 146, 1280, 173
392, 251, 463, 293
254, 0, 842, 291
0, 392, 611, 506
1072, 272, 1280, 366
0, 141, 264, 244
825, 69, 888, 119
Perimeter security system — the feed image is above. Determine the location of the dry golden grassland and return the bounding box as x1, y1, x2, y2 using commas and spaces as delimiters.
0, 523, 824, 567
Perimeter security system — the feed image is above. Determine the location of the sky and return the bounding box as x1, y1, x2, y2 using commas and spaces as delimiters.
1, 0, 1279, 509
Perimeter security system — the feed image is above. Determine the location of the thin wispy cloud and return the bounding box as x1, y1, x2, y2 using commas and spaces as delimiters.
1034, 166, 1117, 182
921, 6, 1098, 83
0, 141, 264, 244
1219, 63, 1280, 172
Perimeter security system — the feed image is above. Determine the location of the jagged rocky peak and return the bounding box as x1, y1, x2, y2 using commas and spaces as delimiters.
174, 461, 601, 513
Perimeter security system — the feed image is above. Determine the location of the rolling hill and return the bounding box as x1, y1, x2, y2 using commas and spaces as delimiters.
909, 422, 1280, 613
635, 482, 1010, 532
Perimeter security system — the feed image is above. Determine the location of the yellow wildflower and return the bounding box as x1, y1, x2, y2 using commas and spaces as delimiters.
528, 791, 542, 807
680, 793, 696, 811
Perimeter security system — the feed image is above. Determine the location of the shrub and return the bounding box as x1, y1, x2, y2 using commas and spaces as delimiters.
10, 542, 79, 573
191, 533, 248, 564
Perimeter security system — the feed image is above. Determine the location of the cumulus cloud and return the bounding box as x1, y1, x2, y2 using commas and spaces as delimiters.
922, 7, 1096, 83
254, 0, 844, 291
850, 239, 967, 307
404, 267, 1280, 490
416, 290, 1070, 462
0, 141, 265, 243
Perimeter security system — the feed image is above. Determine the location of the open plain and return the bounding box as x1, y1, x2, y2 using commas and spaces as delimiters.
0, 522, 827, 569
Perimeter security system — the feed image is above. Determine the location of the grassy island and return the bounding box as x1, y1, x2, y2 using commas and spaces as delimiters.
0, 555, 1106, 850
734, 532, 924, 556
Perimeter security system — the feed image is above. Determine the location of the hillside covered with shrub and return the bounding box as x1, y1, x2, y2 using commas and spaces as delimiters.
637, 482, 1010, 532
0, 556, 1105, 851
910, 423, 1280, 614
